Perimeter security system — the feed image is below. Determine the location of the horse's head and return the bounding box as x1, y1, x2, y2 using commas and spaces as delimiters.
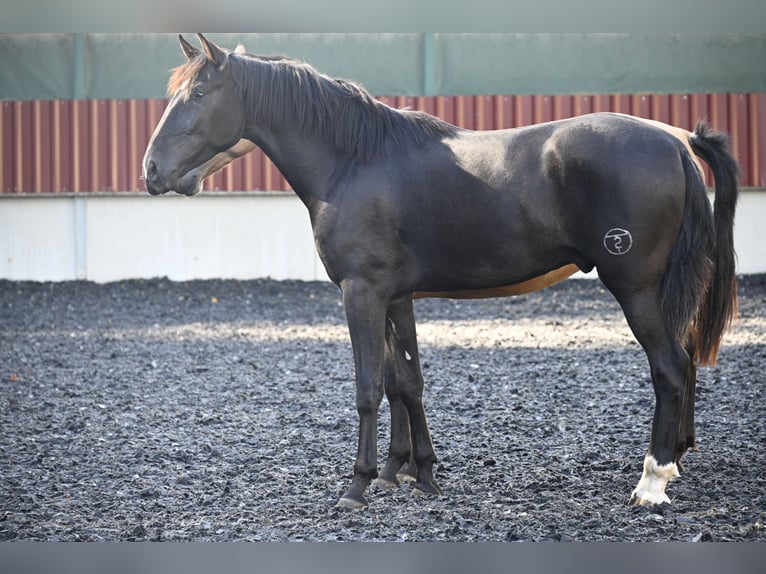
143, 34, 247, 196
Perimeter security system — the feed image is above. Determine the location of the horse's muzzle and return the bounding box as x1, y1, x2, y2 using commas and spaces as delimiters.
143, 154, 203, 196
143, 160, 169, 195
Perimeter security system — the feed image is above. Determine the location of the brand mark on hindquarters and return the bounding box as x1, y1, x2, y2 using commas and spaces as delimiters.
603, 228, 633, 255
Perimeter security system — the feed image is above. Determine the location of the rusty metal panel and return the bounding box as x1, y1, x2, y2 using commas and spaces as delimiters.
54, 100, 72, 192
399, 96, 416, 112
251, 147, 266, 191
494, 96, 514, 129
631, 95, 651, 118
455, 96, 475, 129
1, 92, 764, 194
711, 93, 730, 135
690, 93, 709, 128
209, 162, 225, 191
730, 93, 750, 187
228, 150, 244, 192
33, 101, 53, 193
611, 95, 631, 115
515, 95, 534, 127
128, 100, 148, 193
111, 100, 132, 192
87, 100, 106, 192
475, 96, 493, 131
671, 94, 692, 130
553, 95, 574, 120
535, 95, 553, 124
752, 93, 766, 186
590, 95, 607, 114
72, 100, 89, 192
2, 102, 15, 193
417, 96, 436, 117
14, 102, 34, 193
652, 94, 672, 125
435, 96, 456, 126
575, 95, 593, 117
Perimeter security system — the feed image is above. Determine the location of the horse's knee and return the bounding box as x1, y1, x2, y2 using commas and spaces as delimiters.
355, 377, 384, 414
356, 396, 382, 416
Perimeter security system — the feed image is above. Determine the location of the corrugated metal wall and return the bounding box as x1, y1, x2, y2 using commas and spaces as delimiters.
2, 92, 765, 194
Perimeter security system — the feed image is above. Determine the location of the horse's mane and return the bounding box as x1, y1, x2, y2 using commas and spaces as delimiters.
167, 54, 206, 96
228, 53, 457, 162
168, 50, 298, 97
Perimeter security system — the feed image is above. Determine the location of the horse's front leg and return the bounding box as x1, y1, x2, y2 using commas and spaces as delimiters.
337, 280, 389, 509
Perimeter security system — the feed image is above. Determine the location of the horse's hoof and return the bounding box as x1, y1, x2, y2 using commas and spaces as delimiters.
629, 455, 678, 506
396, 471, 417, 484
412, 481, 444, 497
372, 476, 399, 490
629, 490, 671, 506
336, 495, 367, 510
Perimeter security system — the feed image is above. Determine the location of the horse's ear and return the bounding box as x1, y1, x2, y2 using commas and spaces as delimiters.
179, 34, 200, 61
197, 33, 227, 68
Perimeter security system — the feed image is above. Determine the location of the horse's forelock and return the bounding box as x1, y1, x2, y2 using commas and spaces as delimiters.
167, 54, 207, 97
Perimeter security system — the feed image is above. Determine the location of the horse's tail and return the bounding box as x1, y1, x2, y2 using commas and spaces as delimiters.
661, 121, 739, 366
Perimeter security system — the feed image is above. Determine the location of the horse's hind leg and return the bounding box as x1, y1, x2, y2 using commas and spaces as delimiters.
679, 336, 699, 465
374, 338, 414, 488
375, 297, 442, 496
607, 286, 692, 505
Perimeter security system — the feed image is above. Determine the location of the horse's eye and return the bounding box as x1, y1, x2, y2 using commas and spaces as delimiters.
191, 88, 205, 100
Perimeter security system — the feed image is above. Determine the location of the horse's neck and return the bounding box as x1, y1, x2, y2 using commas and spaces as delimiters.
245, 126, 338, 205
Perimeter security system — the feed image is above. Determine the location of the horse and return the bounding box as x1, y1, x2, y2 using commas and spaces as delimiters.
143, 34, 739, 509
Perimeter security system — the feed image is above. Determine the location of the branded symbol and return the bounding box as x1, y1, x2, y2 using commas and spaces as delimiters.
603, 228, 633, 255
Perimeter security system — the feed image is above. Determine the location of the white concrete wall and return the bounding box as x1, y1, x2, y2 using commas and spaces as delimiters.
0, 193, 329, 283
731, 191, 766, 275
0, 196, 79, 281
1, 191, 764, 283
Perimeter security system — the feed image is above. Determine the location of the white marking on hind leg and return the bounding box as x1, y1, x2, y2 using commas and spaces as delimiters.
404, 350, 412, 361
630, 454, 680, 506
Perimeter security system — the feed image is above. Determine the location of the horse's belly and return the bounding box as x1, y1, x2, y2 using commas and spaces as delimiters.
413, 263, 579, 299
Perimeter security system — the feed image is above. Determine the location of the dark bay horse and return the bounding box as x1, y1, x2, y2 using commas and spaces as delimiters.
143, 34, 739, 509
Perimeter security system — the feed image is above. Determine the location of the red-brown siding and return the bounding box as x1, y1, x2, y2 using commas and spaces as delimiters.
2, 93, 765, 194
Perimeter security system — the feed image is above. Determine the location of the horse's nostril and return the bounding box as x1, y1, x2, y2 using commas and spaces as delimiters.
146, 160, 158, 183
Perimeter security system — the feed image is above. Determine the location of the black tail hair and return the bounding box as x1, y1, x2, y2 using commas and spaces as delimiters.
661, 121, 739, 366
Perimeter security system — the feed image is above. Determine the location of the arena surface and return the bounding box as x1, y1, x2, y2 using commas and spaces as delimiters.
1, 275, 764, 541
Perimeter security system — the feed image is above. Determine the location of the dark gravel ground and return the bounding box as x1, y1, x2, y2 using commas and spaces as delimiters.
1, 275, 764, 542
